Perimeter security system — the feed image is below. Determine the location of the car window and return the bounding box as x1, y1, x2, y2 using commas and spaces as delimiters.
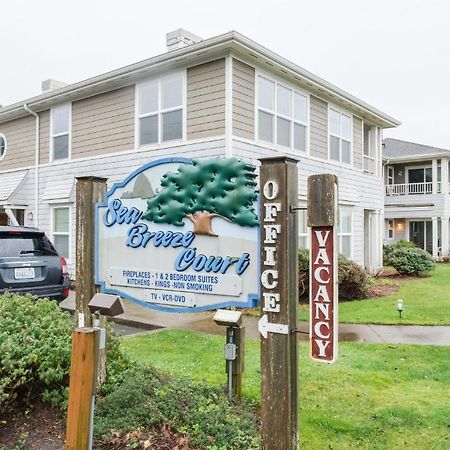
0, 233, 58, 257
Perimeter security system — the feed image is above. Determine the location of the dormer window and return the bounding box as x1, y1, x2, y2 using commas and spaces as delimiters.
51, 104, 71, 161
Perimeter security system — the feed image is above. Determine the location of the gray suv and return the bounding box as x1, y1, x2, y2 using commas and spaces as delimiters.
0, 226, 69, 301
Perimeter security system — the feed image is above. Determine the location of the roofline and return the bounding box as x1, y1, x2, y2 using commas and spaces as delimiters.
382, 152, 450, 163
0, 31, 400, 127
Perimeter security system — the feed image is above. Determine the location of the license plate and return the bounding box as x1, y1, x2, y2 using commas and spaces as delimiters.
14, 267, 35, 279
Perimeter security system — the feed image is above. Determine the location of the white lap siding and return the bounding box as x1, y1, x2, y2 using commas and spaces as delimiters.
232, 138, 383, 269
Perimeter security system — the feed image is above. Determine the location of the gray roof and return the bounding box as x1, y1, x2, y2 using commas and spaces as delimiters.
383, 138, 450, 160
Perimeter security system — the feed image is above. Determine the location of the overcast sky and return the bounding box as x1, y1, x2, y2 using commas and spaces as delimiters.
1, 0, 449, 148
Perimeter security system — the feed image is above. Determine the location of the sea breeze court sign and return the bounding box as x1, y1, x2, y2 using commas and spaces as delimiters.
96, 157, 259, 312
307, 174, 339, 363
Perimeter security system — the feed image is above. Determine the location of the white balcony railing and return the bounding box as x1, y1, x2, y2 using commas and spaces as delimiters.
385, 182, 433, 196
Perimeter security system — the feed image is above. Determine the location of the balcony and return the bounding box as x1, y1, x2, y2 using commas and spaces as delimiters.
385, 182, 435, 196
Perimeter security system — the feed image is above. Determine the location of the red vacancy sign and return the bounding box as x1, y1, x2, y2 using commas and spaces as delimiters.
307, 174, 338, 363
310, 226, 337, 362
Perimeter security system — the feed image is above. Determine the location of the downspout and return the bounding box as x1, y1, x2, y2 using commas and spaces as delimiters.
23, 104, 39, 228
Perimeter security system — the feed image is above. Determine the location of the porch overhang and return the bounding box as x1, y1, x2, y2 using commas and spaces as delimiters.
0, 170, 29, 207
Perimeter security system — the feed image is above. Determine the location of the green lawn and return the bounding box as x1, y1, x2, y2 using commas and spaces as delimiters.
122, 329, 450, 450
298, 263, 450, 325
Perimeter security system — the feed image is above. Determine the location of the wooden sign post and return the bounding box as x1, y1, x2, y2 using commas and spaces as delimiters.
258, 156, 299, 450
307, 174, 338, 363
75, 176, 107, 328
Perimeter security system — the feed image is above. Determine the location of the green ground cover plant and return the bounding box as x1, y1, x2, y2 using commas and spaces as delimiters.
122, 329, 450, 450
298, 263, 450, 325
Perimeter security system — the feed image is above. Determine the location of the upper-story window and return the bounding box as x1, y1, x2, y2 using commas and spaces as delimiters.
51, 104, 71, 161
329, 108, 352, 164
257, 75, 308, 152
137, 73, 184, 146
387, 166, 394, 185
0, 133, 7, 161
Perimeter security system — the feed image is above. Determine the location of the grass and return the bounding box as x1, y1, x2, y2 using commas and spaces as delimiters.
122, 329, 450, 449
298, 263, 450, 325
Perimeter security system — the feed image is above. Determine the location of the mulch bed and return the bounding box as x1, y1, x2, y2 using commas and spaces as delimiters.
367, 269, 418, 298
0, 402, 199, 450
0, 400, 65, 450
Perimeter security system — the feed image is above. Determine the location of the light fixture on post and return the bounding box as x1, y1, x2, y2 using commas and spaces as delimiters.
397, 299, 404, 319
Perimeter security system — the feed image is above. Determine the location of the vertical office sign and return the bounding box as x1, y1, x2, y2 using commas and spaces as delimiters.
259, 156, 299, 450
307, 174, 339, 363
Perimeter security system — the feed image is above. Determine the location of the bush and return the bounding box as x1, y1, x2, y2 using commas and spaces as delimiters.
0, 294, 73, 411
0, 294, 134, 413
384, 240, 417, 266
298, 249, 369, 301
95, 366, 260, 450
389, 247, 435, 276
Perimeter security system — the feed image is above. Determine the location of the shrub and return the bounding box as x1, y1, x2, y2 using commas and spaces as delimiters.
94, 365, 260, 450
338, 255, 369, 300
383, 243, 395, 265
389, 247, 434, 276
298, 249, 369, 301
384, 240, 417, 266
0, 294, 73, 412
0, 294, 134, 413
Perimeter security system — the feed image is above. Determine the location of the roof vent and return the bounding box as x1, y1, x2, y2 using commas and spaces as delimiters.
166, 29, 202, 52
42, 79, 68, 93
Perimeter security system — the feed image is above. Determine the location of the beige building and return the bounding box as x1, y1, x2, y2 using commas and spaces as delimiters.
0, 29, 399, 274
383, 138, 450, 259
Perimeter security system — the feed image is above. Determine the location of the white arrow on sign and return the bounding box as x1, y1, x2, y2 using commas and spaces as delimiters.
258, 314, 289, 339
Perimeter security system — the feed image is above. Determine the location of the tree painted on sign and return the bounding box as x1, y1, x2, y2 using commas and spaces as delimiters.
143, 158, 259, 235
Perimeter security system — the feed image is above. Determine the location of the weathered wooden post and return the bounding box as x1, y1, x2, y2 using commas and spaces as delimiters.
258, 156, 299, 450
65, 328, 100, 450
230, 326, 245, 399
307, 174, 338, 362
75, 176, 107, 328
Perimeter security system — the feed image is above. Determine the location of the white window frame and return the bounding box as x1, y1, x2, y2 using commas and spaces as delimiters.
328, 106, 353, 166
50, 103, 71, 162
405, 165, 433, 183
51, 205, 71, 262
0, 133, 7, 161
387, 166, 394, 185
298, 208, 309, 249
255, 72, 310, 154
338, 206, 353, 258
388, 219, 395, 240
135, 71, 186, 148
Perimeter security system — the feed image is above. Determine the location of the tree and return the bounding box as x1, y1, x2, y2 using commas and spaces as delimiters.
143, 157, 259, 235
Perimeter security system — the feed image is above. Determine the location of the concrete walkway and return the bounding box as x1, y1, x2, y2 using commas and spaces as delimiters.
60, 293, 450, 346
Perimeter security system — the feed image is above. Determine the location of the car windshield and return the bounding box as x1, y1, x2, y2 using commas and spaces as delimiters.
0, 233, 58, 257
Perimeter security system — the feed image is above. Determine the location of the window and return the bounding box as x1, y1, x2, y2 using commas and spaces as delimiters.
52, 207, 70, 259
257, 75, 308, 152
387, 166, 394, 185
363, 123, 373, 158
388, 219, 394, 240
137, 73, 184, 146
329, 108, 352, 164
338, 206, 352, 258
0, 133, 6, 160
298, 209, 309, 249
51, 104, 71, 161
